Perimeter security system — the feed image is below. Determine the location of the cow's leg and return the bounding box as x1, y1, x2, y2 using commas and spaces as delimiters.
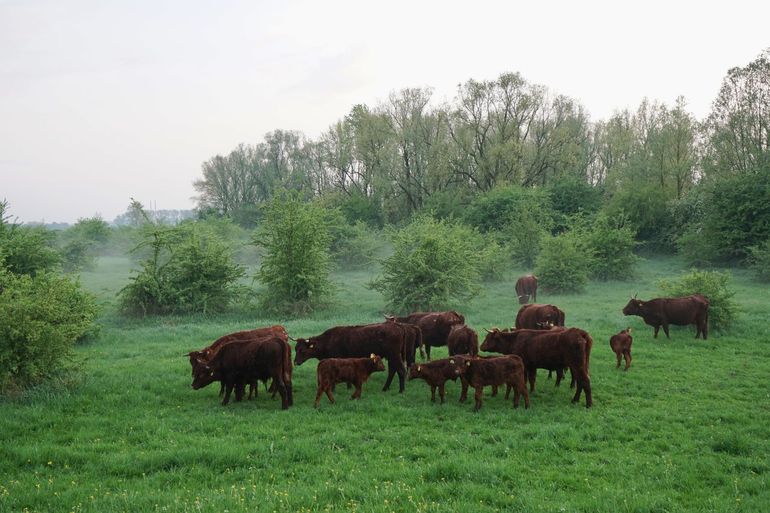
425, 345, 432, 361
473, 386, 483, 412
439, 383, 446, 404
653, 324, 660, 338
418, 344, 426, 360
396, 358, 406, 393
234, 381, 245, 402
569, 369, 576, 388
616, 351, 622, 368
528, 368, 537, 392
505, 384, 512, 400
547, 370, 553, 379
511, 381, 520, 408
459, 376, 469, 403
352, 380, 363, 400
430, 385, 436, 402
222, 381, 234, 406
491, 384, 498, 397
383, 359, 396, 391
624, 351, 631, 370
314, 384, 324, 408
662, 323, 670, 338
272, 377, 288, 410
555, 368, 564, 387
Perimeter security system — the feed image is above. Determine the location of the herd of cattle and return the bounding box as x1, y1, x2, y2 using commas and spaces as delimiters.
187, 275, 711, 412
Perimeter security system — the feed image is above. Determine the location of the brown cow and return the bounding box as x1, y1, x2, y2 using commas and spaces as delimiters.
191, 336, 293, 409
384, 318, 424, 365
294, 322, 407, 392
408, 358, 464, 403
622, 294, 709, 339
447, 324, 479, 357
515, 275, 538, 304
515, 304, 565, 330
314, 354, 385, 408
389, 311, 465, 360
448, 355, 530, 411
187, 326, 289, 400
481, 327, 592, 407
481, 327, 570, 387
610, 328, 633, 370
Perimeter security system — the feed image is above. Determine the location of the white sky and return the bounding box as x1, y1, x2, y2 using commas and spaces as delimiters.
1, 0, 767, 224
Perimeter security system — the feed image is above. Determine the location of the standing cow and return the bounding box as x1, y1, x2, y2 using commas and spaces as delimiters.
387, 311, 465, 360
622, 294, 709, 339
448, 355, 530, 411
515, 303, 565, 330
294, 322, 408, 392
515, 275, 538, 304
447, 324, 479, 357
610, 328, 633, 370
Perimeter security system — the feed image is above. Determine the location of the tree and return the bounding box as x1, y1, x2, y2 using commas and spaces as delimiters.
534, 232, 593, 293
254, 192, 333, 315
0, 200, 61, 276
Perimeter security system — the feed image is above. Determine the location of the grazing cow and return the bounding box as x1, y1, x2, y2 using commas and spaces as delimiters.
481, 327, 592, 407
187, 326, 289, 400
388, 311, 465, 360
191, 336, 293, 409
515, 304, 565, 330
622, 294, 709, 339
294, 322, 407, 392
448, 355, 529, 411
407, 358, 463, 403
515, 275, 538, 304
314, 354, 385, 408
447, 324, 479, 357
610, 328, 633, 370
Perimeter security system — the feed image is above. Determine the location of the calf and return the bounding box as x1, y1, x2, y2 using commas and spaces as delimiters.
447, 324, 479, 357
408, 358, 462, 403
610, 328, 633, 370
449, 355, 529, 411
314, 355, 385, 408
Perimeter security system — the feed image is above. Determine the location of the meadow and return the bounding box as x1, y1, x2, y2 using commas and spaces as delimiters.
1, 256, 769, 513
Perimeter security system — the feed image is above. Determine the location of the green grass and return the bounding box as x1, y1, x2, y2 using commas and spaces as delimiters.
2, 256, 769, 512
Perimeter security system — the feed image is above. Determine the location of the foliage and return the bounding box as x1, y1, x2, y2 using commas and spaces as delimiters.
118, 202, 245, 316
0, 267, 98, 392
658, 269, 738, 332
534, 232, 593, 293
546, 175, 602, 230
254, 193, 333, 315
0, 201, 61, 276
464, 186, 553, 233
748, 239, 770, 282
61, 239, 96, 272
604, 182, 673, 250
327, 216, 382, 270
579, 213, 639, 280
500, 208, 550, 268
369, 216, 482, 312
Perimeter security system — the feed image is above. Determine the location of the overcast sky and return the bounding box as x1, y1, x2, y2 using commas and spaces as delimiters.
1, 0, 767, 224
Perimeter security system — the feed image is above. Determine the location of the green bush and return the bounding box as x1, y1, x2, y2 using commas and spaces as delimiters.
748, 240, 770, 281
254, 193, 333, 315
501, 208, 550, 268
0, 268, 98, 392
328, 219, 382, 269
0, 202, 61, 276
534, 232, 593, 293
546, 175, 602, 231
658, 269, 738, 332
464, 186, 553, 233
582, 213, 639, 280
369, 216, 482, 312
61, 239, 96, 273
119, 207, 246, 316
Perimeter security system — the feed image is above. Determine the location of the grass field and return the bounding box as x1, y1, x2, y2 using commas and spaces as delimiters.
2, 256, 769, 512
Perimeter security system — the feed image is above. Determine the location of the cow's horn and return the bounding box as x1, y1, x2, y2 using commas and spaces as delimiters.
483, 328, 490, 333
287, 336, 296, 342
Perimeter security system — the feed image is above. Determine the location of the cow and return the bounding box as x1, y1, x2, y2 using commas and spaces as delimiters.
515, 304, 565, 330
447, 324, 479, 357
294, 322, 407, 392
622, 294, 709, 339
480, 327, 593, 407
407, 358, 464, 403
191, 336, 293, 409
387, 311, 465, 360
384, 317, 424, 365
481, 327, 570, 387
448, 355, 530, 411
314, 354, 385, 408
186, 326, 289, 400
515, 275, 538, 304
610, 328, 633, 370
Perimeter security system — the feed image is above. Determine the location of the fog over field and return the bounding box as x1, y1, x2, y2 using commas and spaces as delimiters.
1, 0, 768, 223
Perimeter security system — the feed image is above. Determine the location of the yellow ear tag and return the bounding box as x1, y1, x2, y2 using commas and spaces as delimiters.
417, 365, 421, 372
370, 353, 376, 359
309, 343, 314, 349
449, 359, 454, 364
466, 361, 471, 367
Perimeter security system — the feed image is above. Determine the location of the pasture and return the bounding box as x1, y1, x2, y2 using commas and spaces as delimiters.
1, 256, 769, 512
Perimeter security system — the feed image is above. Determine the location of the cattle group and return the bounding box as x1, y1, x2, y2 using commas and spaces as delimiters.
187, 277, 710, 412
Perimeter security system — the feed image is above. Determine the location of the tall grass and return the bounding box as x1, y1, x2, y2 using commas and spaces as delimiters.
1, 256, 768, 512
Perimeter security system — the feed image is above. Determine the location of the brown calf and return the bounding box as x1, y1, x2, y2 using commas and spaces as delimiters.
447, 324, 479, 357
408, 358, 462, 403
314, 355, 386, 408
610, 328, 633, 370
449, 355, 530, 411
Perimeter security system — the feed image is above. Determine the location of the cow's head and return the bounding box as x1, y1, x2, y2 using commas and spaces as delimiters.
293, 338, 319, 366
622, 297, 643, 316
369, 353, 385, 372
408, 364, 422, 380
540, 305, 565, 327
517, 294, 530, 305
480, 327, 504, 352
535, 321, 555, 330
191, 358, 219, 390
447, 355, 472, 377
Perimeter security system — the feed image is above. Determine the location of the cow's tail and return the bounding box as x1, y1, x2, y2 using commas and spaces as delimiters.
582, 330, 593, 376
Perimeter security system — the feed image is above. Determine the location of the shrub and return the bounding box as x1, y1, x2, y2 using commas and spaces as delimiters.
328, 219, 382, 269
0, 268, 98, 392
369, 216, 482, 312
748, 240, 770, 281
546, 175, 602, 231
119, 204, 245, 316
0, 202, 61, 276
464, 186, 553, 233
582, 213, 639, 280
501, 208, 550, 268
658, 269, 738, 332
534, 232, 593, 293
61, 239, 96, 273
254, 193, 333, 315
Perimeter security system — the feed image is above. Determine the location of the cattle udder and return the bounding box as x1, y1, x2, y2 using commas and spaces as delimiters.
622, 294, 709, 339
448, 355, 529, 411
314, 354, 385, 408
